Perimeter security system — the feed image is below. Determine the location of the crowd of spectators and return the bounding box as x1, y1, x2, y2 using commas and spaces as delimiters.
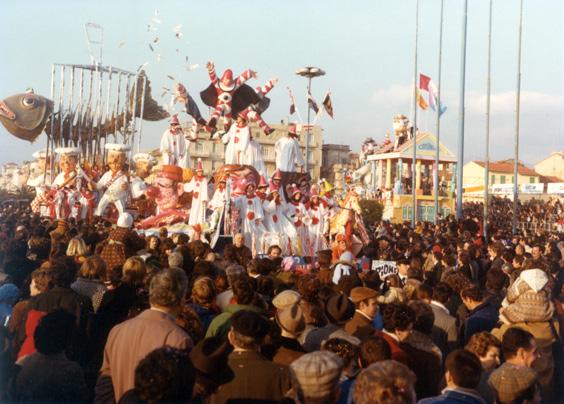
0, 196, 562, 403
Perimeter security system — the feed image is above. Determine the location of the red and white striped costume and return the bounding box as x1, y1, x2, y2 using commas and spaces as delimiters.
207, 65, 255, 130
245, 78, 277, 135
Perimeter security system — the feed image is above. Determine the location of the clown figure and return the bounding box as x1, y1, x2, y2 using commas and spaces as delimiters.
95, 143, 130, 218
184, 159, 209, 226
306, 185, 330, 252
222, 114, 251, 165
160, 114, 189, 168
207, 176, 227, 232
139, 165, 188, 228
287, 184, 311, 257
262, 187, 297, 256
205, 61, 257, 133
275, 123, 305, 172
233, 180, 267, 255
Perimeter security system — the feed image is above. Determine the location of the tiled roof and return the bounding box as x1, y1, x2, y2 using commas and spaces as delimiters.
473, 161, 539, 176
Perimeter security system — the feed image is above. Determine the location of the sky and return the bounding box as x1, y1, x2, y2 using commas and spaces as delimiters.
0, 0, 562, 167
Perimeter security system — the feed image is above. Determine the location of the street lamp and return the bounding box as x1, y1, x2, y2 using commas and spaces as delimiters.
295, 66, 325, 175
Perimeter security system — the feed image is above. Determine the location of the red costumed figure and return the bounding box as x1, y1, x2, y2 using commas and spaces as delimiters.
245, 78, 278, 135
200, 61, 259, 135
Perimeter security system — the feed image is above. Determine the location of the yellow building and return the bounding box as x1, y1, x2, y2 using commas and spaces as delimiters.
185, 122, 323, 179
366, 132, 457, 223
463, 160, 541, 188
534, 152, 564, 181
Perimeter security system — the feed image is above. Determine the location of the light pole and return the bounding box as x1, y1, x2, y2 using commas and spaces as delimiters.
296, 66, 325, 175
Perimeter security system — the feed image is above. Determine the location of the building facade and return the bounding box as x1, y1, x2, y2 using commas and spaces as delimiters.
320, 144, 354, 183
534, 151, 564, 181
463, 160, 541, 187
183, 122, 323, 179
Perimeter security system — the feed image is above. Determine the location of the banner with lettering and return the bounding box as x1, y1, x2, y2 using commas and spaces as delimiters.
371, 260, 398, 279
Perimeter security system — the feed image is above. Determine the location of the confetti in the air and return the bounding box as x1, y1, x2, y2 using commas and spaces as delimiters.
174, 24, 183, 39
156, 54, 161, 63
167, 75, 176, 81
153, 37, 159, 44
185, 64, 199, 71
148, 44, 154, 52
117, 41, 125, 48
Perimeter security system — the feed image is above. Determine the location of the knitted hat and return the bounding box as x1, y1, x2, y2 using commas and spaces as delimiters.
350, 287, 378, 304
231, 310, 270, 340
325, 294, 355, 324
489, 364, 538, 403
276, 304, 305, 336
189, 336, 229, 376
290, 351, 344, 399
273, 290, 302, 310
337, 251, 354, 266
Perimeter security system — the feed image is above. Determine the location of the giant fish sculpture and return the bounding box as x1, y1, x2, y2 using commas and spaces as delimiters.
0, 91, 54, 142
0, 71, 168, 145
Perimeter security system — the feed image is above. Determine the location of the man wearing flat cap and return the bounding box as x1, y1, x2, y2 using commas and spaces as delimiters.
345, 286, 379, 340
210, 310, 291, 403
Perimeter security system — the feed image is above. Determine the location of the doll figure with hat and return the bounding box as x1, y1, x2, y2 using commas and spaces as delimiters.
94, 143, 130, 219
232, 178, 267, 255
48, 147, 95, 220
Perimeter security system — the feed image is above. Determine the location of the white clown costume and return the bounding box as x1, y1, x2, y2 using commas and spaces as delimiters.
184, 159, 209, 226
95, 143, 130, 217
274, 124, 305, 172
233, 181, 267, 255
160, 114, 189, 168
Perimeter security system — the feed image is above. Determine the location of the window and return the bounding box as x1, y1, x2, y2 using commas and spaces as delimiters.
529, 177, 535, 183
491, 175, 496, 184
402, 205, 413, 221
195, 142, 204, 153
500, 175, 506, 184
261, 146, 269, 158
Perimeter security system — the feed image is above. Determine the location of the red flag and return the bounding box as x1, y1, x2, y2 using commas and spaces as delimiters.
419, 74, 431, 91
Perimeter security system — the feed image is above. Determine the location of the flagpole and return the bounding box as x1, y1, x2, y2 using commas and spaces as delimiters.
306, 77, 312, 175
434, 0, 444, 225
411, 0, 420, 228
484, 0, 493, 241
456, 0, 468, 220
512, 0, 524, 235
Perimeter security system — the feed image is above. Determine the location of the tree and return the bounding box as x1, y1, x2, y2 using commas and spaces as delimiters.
359, 199, 383, 229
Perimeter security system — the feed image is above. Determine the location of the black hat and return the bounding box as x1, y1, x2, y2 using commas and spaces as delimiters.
231, 310, 270, 340
325, 294, 355, 324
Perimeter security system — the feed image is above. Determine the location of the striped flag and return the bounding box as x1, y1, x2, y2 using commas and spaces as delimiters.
307, 91, 319, 114
287, 87, 297, 115
322, 91, 334, 118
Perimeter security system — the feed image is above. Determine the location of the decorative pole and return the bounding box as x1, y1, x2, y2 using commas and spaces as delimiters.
513, 0, 524, 235
484, 0, 493, 241
411, 0, 420, 227
434, 0, 444, 224
456, 0, 468, 219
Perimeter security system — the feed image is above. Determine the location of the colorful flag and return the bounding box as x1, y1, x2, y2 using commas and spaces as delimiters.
419, 73, 431, 91
322, 92, 334, 118
416, 88, 428, 110
287, 87, 297, 115
428, 81, 447, 116
307, 91, 319, 114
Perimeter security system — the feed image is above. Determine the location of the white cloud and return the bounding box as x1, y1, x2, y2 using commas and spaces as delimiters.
467, 90, 564, 116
